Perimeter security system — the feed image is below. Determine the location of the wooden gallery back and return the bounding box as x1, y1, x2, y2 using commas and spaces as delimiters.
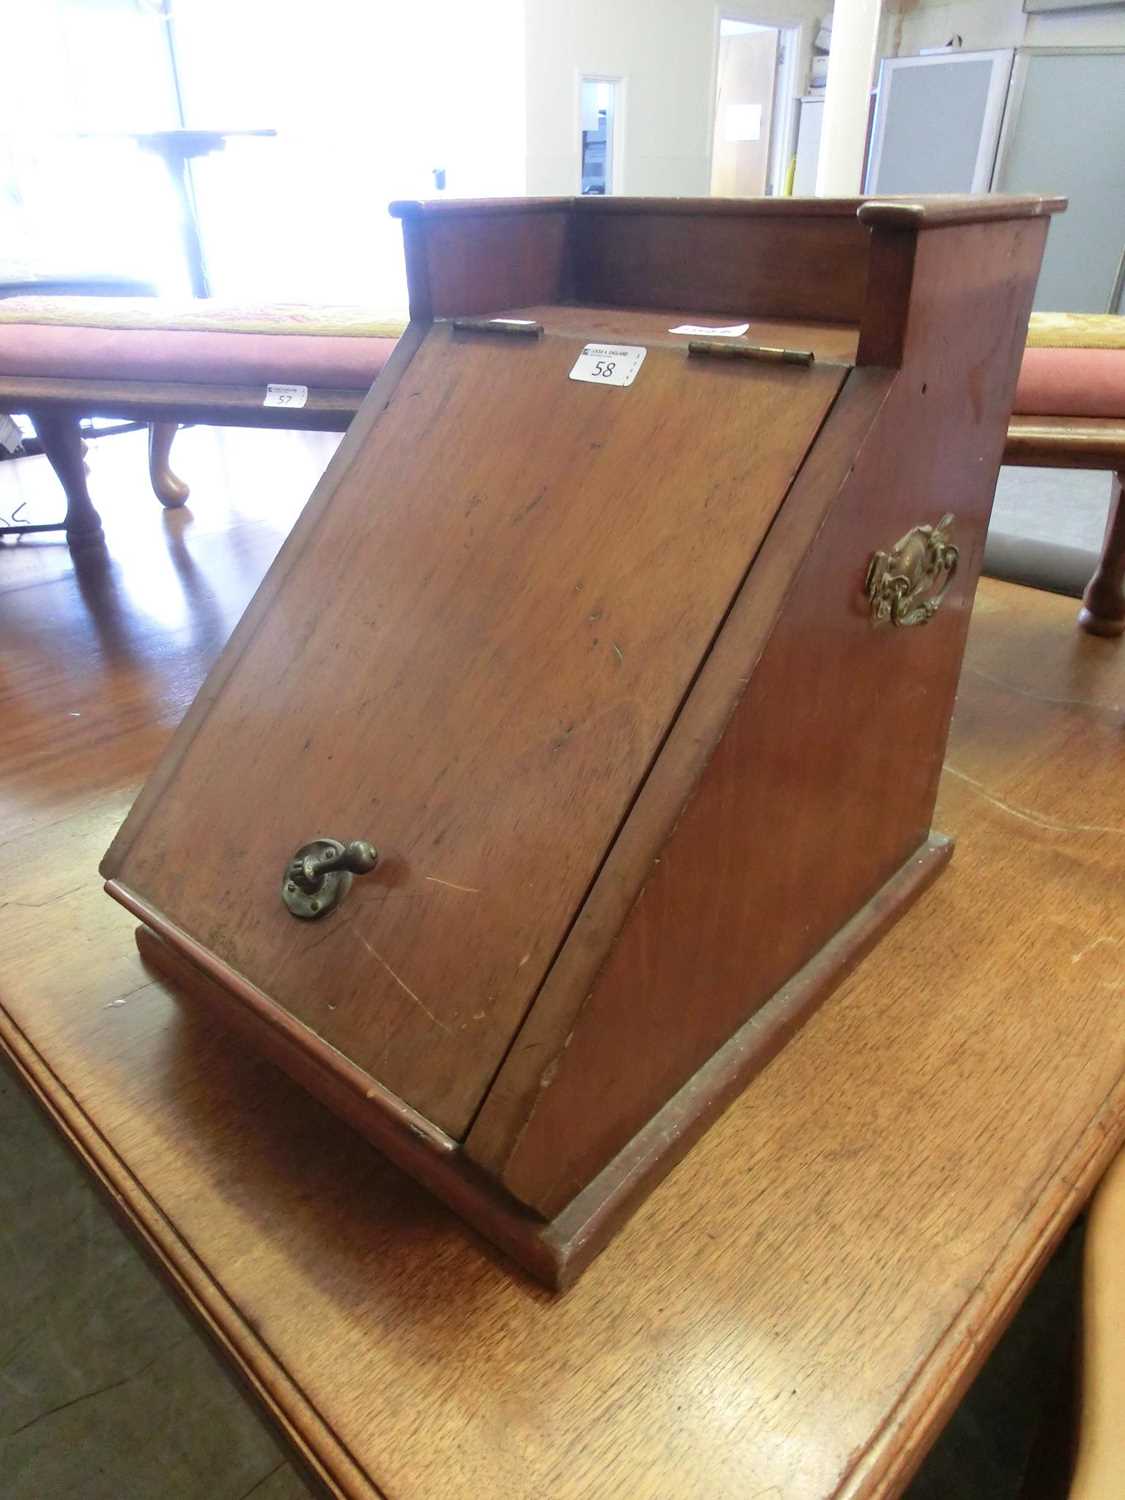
100, 194, 1064, 1287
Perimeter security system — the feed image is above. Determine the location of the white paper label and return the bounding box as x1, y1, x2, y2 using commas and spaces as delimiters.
668, 322, 750, 337
568, 344, 646, 387
725, 103, 762, 142
263, 383, 308, 409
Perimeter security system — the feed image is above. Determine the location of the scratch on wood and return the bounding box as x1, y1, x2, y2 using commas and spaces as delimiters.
103, 978, 159, 1009
425, 875, 480, 894
964, 664, 1123, 715
611, 641, 624, 665
943, 765, 1124, 838
0, 882, 86, 913
1071, 936, 1122, 965
513, 486, 548, 522
353, 930, 452, 1034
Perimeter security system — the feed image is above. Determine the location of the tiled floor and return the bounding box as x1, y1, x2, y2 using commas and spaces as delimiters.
0, 429, 1103, 1497
905, 1221, 1082, 1499
991, 464, 1111, 554
0, 1059, 317, 1500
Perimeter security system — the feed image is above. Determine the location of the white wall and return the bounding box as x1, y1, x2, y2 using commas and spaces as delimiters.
1025, 7, 1125, 48
881, 0, 1125, 57
881, 0, 1025, 56
524, 0, 825, 197
1, 0, 184, 284
170, 0, 526, 307
525, 0, 715, 195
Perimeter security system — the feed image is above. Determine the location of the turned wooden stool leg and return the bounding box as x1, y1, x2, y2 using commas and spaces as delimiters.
27, 408, 104, 545
1078, 470, 1125, 638
148, 421, 190, 508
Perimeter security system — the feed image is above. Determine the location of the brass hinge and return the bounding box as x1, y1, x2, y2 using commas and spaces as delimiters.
450, 316, 544, 338
687, 340, 815, 366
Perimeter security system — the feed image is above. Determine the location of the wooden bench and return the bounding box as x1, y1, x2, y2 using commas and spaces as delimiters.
0, 296, 402, 540
2, 298, 1122, 636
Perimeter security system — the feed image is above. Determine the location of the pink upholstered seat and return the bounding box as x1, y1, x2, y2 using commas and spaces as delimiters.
1014, 347, 1125, 420
0, 322, 396, 389
3, 296, 1122, 422
0, 297, 406, 390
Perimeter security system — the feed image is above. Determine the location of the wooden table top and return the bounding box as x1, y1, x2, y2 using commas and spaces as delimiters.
2, 432, 1123, 1500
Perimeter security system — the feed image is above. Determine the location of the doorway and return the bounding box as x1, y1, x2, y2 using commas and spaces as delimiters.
710, 16, 800, 198
579, 76, 622, 195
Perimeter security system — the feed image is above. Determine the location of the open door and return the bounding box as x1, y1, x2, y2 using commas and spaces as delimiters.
711, 22, 779, 197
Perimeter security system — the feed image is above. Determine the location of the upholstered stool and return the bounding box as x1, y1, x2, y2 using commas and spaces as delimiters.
1008, 313, 1125, 637
0, 297, 405, 542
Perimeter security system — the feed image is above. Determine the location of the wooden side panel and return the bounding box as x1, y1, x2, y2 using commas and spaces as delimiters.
107, 322, 845, 1139
489, 217, 1050, 1216
466, 367, 896, 1175
856, 225, 917, 368
395, 204, 571, 318
572, 207, 872, 323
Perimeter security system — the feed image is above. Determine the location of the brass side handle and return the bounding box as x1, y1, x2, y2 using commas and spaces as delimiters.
865, 513, 959, 628
282, 838, 378, 919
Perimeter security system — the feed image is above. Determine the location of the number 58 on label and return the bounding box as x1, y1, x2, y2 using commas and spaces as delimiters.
569, 344, 647, 388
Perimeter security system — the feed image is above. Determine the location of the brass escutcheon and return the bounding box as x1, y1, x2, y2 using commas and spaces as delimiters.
865, 513, 959, 628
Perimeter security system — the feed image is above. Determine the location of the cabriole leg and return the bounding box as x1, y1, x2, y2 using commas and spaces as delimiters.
148, 421, 190, 508
1079, 470, 1125, 638
27, 408, 104, 546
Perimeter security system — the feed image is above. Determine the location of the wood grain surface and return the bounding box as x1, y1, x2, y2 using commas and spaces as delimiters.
571, 204, 872, 323
502, 303, 861, 361
1, 436, 1123, 1500
391, 194, 1065, 333
1004, 416, 1125, 470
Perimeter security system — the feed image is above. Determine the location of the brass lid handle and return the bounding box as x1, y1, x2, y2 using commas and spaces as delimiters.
282, 838, 379, 920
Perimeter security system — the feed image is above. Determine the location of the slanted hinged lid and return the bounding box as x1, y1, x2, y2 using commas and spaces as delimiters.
103, 316, 846, 1136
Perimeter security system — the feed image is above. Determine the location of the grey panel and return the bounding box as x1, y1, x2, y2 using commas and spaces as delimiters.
1024, 0, 1119, 10
871, 59, 995, 195
996, 52, 1125, 312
